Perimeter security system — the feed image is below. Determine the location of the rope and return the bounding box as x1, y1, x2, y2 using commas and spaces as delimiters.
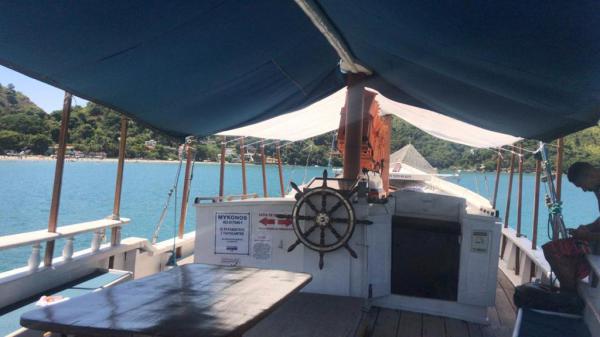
151, 146, 185, 244
302, 144, 313, 184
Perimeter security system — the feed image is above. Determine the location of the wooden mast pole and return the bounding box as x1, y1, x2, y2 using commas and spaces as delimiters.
492, 152, 502, 209
219, 136, 226, 199
110, 116, 128, 246
178, 141, 194, 239
343, 73, 365, 181
503, 152, 516, 228
555, 137, 564, 201
44, 92, 72, 267
532, 159, 542, 250
276, 142, 285, 197
261, 141, 268, 197
240, 137, 247, 198
516, 145, 523, 237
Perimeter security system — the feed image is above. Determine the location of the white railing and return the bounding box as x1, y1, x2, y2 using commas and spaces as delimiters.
498, 227, 551, 286
0, 221, 196, 309
0, 217, 130, 272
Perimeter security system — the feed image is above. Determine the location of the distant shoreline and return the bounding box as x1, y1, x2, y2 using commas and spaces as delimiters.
0, 155, 282, 166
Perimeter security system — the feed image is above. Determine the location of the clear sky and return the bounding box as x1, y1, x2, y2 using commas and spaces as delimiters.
0, 65, 86, 113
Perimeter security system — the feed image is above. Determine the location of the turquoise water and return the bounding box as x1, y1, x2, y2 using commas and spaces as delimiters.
0, 161, 598, 272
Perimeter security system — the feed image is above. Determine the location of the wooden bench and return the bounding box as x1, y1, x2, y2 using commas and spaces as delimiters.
0, 269, 132, 337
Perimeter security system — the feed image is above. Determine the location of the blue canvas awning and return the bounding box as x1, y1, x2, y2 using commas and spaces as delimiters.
0, 1, 598, 141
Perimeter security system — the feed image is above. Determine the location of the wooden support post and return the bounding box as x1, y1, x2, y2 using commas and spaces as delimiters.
492, 152, 502, 209
110, 117, 128, 246
178, 143, 194, 239
555, 137, 564, 201
516, 145, 523, 237
514, 145, 524, 275
500, 151, 516, 259
276, 142, 285, 197
260, 142, 268, 197
240, 137, 247, 198
503, 152, 516, 228
532, 160, 542, 250
219, 136, 226, 198
381, 115, 392, 195
343, 74, 365, 181
44, 92, 72, 267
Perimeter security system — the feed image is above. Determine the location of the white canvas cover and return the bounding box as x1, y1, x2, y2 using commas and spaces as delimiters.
218, 88, 520, 148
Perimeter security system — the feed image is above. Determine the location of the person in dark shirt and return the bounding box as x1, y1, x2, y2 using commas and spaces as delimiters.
567, 162, 600, 241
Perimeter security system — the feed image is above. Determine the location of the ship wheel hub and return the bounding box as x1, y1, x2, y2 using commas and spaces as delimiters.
315, 213, 330, 227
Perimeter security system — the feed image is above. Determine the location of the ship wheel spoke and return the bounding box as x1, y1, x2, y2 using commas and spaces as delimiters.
304, 198, 320, 214
331, 217, 350, 224
327, 199, 344, 214
318, 228, 326, 269
320, 191, 328, 212
290, 181, 302, 194
297, 215, 316, 222
322, 169, 328, 188
326, 224, 357, 258
302, 223, 319, 237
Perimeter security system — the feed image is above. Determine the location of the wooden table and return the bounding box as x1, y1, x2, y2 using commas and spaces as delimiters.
20, 264, 311, 337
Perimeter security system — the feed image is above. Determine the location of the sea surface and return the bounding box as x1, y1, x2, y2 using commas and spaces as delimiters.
0, 160, 598, 272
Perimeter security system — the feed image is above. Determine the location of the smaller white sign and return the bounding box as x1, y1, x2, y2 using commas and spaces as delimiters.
252, 232, 272, 261
471, 231, 490, 253
215, 212, 250, 255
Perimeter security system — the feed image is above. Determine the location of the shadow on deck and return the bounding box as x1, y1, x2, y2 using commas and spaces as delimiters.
244, 270, 517, 337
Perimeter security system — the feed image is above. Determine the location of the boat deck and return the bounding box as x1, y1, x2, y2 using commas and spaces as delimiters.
245, 270, 516, 337
13, 266, 516, 337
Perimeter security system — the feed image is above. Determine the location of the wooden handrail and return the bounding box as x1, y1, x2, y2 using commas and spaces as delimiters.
0, 218, 130, 251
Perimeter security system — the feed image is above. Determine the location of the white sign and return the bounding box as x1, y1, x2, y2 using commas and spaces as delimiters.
215, 212, 250, 255
471, 231, 490, 253
256, 211, 293, 230
252, 232, 272, 261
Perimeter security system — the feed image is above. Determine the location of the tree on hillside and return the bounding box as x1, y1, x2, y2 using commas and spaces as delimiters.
0, 130, 23, 152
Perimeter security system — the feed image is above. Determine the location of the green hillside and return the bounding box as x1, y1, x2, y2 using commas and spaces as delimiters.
0, 82, 598, 170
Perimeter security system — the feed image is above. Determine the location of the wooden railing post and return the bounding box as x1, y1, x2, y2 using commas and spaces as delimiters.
503, 152, 516, 228
532, 160, 542, 250
514, 145, 524, 275
219, 136, 226, 198
492, 152, 502, 209
178, 142, 194, 239
276, 142, 285, 197
516, 145, 524, 237
260, 142, 268, 197
240, 137, 247, 198
44, 92, 72, 267
111, 116, 128, 246
500, 151, 516, 259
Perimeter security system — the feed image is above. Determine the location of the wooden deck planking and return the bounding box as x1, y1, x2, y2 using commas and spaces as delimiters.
445, 317, 470, 337
421, 314, 445, 337
397, 311, 422, 337
371, 308, 400, 337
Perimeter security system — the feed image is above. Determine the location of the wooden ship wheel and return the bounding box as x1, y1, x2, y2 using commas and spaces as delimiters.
278, 170, 370, 269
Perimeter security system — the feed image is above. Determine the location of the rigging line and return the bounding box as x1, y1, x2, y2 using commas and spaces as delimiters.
302, 145, 314, 184
151, 146, 185, 244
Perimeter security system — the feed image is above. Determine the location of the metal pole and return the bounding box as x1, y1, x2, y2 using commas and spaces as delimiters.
555, 137, 564, 201
276, 142, 285, 197
532, 160, 541, 250
343, 73, 365, 181
178, 143, 194, 239
110, 116, 128, 246
219, 136, 226, 198
516, 145, 523, 237
44, 92, 72, 267
261, 142, 268, 197
492, 152, 502, 209
381, 115, 392, 195
240, 137, 247, 198
503, 152, 516, 228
